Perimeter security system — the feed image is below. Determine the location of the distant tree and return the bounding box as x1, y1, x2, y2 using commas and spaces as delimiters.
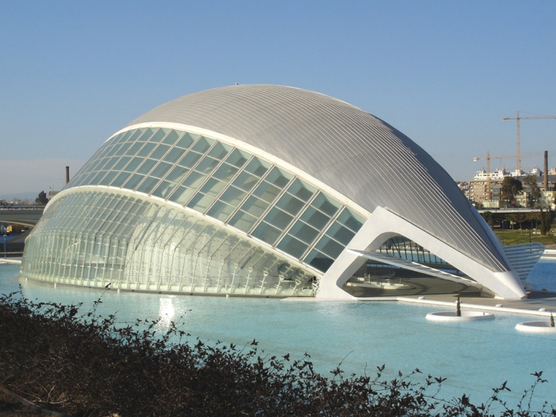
481, 211, 493, 227
507, 213, 518, 229
526, 211, 542, 229
523, 174, 541, 208
500, 177, 523, 207
35, 191, 49, 205
540, 208, 554, 236
516, 212, 527, 230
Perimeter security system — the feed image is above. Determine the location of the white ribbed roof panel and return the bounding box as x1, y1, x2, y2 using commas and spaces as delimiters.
127, 85, 509, 272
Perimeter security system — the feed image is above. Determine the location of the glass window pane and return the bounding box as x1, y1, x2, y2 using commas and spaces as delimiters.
112, 156, 131, 171
337, 208, 365, 232
124, 157, 143, 173
253, 181, 281, 203
288, 221, 320, 244
239, 196, 268, 218
187, 193, 215, 213
123, 174, 145, 190
311, 193, 341, 217
124, 128, 145, 144
136, 176, 160, 193
165, 166, 189, 183
162, 130, 180, 145
207, 201, 235, 222
175, 132, 197, 149
164, 147, 185, 164
93, 145, 112, 159
326, 222, 355, 245
244, 157, 270, 177
150, 144, 171, 160
151, 181, 176, 199
99, 171, 117, 186
212, 164, 238, 182
219, 186, 246, 206
178, 152, 202, 169
149, 128, 167, 144
315, 237, 344, 258
275, 193, 305, 216
109, 144, 126, 158
90, 171, 106, 185
305, 250, 334, 272
80, 172, 96, 186
300, 207, 330, 230
151, 162, 172, 179
264, 207, 293, 230
191, 136, 213, 153
101, 157, 120, 171
118, 130, 133, 142
126, 142, 144, 156
91, 156, 109, 170
287, 179, 316, 202
107, 132, 124, 145
97, 157, 114, 171
195, 157, 219, 174
265, 167, 292, 188
169, 186, 195, 205
251, 222, 282, 245
137, 128, 154, 142
208, 142, 231, 159
224, 148, 250, 167
136, 142, 156, 157
277, 235, 308, 258
136, 159, 157, 175
122, 129, 138, 141
228, 210, 257, 233
199, 178, 226, 197
111, 172, 131, 188
109, 143, 127, 158
181, 171, 206, 189
232, 171, 259, 192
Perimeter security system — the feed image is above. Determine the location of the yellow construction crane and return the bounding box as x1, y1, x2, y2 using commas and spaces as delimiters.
472, 151, 544, 200
502, 111, 556, 172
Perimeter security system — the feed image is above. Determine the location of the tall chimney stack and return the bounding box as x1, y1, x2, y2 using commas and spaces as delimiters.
544, 151, 548, 191
66, 166, 70, 184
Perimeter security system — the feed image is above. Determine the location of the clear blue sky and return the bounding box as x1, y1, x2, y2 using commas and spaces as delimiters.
1, 0, 555, 198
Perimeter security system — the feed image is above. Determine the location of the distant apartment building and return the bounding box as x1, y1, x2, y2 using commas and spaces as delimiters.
467, 168, 506, 208
466, 167, 556, 209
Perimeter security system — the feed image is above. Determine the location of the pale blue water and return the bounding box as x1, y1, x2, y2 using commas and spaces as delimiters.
1, 260, 556, 409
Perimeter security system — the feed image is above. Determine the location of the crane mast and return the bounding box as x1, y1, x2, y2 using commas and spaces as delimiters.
502, 112, 556, 172
473, 151, 546, 202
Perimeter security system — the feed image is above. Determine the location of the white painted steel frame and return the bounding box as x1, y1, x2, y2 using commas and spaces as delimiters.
317, 206, 527, 300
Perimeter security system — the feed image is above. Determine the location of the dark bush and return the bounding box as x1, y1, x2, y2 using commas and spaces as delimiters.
0, 291, 554, 417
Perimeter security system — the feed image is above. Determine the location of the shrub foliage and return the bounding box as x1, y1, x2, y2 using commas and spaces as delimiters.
0, 290, 554, 417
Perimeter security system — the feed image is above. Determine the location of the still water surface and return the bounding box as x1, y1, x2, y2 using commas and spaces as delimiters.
1, 261, 555, 408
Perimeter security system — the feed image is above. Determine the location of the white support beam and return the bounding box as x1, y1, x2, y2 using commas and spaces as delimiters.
317, 206, 526, 300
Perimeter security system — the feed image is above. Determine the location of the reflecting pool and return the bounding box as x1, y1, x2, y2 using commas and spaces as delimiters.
1, 260, 556, 408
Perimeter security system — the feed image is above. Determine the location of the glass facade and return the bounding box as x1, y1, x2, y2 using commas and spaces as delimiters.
21, 127, 366, 296
376, 236, 462, 274
22, 191, 317, 296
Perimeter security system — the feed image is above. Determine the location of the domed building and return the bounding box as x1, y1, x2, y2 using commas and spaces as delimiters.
20, 85, 541, 299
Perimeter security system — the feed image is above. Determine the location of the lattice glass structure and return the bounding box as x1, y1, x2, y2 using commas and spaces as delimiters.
21, 85, 533, 299
22, 125, 365, 296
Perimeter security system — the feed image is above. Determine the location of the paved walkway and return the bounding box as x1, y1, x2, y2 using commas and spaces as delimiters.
397, 291, 556, 318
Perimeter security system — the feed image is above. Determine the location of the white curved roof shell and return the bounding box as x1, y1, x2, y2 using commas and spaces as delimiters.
128, 84, 509, 274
